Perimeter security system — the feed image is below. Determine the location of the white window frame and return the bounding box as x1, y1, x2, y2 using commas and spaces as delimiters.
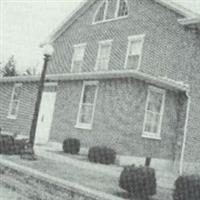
71, 43, 86, 73
7, 83, 22, 119
115, 0, 129, 19
142, 86, 166, 140
93, 0, 109, 24
95, 39, 113, 71
124, 34, 145, 70
75, 81, 99, 130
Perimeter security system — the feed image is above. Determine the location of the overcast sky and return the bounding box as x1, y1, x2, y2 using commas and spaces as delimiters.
0, 0, 200, 73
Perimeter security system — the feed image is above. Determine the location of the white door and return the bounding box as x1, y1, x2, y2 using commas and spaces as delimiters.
35, 92, 56, 144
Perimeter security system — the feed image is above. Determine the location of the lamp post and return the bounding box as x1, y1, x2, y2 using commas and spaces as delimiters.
29, 44, 54, 147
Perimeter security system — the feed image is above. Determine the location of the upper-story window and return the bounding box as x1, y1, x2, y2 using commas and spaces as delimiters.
71, 43, 86, 73
95, 40, 112, 71
94, 0, 108, 23
8, 83, 22, 119
93, 0, 128, 24
125, 34, 145, 70
116, 0, 128, 18
142, 86, 165, 140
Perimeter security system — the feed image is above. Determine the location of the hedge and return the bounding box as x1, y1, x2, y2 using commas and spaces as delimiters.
0, 135, 27, 155
88, 146, 116, 165
173, 175, 200, 200
119, 165, 156, 199
63, 138, 80, 154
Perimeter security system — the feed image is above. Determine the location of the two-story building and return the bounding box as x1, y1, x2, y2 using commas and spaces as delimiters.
0, 0, 200, 174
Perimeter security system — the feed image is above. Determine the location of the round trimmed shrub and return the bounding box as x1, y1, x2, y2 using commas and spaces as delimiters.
63, 138, 80, 154
119, 165, 156, 199
88, 146, 116, 165
173, 175, 200, 200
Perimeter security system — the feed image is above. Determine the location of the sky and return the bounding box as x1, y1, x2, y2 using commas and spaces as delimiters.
0, 0, 200, 73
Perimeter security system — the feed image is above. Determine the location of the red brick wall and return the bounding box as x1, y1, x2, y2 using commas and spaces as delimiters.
47, 0, 200, 170
0, 82, 38, 136
0, 0, 200, 172
50, 78, 180, 160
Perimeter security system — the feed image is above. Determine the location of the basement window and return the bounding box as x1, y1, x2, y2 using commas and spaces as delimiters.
75, 81, 99, 130
142, 86, 166, 140
8, 83, 22, 119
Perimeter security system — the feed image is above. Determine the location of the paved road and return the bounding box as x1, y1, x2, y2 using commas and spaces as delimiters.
0, 185, 28, 200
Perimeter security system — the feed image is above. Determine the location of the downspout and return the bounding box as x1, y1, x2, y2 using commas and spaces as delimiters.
179, 90, 191, 175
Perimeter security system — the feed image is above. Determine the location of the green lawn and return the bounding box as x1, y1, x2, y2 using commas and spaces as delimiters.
1, 155, 173, 200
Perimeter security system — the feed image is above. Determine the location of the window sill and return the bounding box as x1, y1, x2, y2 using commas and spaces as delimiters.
92, 16, 128, 25
142, 134, 161, 141
74, 124, 92, 130
7, 115, 17, 120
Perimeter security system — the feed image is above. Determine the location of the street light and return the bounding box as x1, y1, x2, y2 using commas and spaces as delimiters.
29, 44, 54, 147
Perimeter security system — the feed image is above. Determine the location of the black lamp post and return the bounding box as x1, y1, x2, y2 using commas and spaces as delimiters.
29, 44, 54, 147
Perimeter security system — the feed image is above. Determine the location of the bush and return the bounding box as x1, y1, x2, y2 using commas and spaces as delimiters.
13, 139, 27, 154
63, 138, 80, 154
173, 175, 200, 200
88, 146, 116, 165
0, 135, 15, 154
0, 135, 27, 155
119, 165, 156, 199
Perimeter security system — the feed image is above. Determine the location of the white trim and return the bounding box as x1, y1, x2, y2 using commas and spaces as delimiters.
154, 0, 198, 18
71, 43, 86, 73
124, 34, 145, 70
142, 86, 166, 140
0, 72, 189, 92
95, 40, 113, 71
75, 81, 99, 130
92, 15, 128, 25
178, 17, 200, 26
115, 0, 129, 18
44, 82, 58, 87
7, 83, 22, 119
93, 0, 108, 24
179, 91, 191, 175
0, 71, 189, 92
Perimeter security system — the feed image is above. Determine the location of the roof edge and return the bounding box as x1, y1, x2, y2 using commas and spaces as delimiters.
178, 17, 200, 26
0, 71, 189, 92
41, 0, 93, 46
41, 0, 200, 46
154, 0, 198, 18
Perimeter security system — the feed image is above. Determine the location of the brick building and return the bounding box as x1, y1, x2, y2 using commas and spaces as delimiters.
0, 0, 200, 174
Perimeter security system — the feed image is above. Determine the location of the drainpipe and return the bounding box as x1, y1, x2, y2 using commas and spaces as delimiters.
179, 90, 191, 175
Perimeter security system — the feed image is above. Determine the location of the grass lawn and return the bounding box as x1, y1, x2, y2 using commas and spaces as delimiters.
1, 155, 123, 196
0, 184, 29, 200
0, 154, 173, 200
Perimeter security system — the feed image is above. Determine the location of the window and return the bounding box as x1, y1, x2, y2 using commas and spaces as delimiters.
95, 40, 112, 71
94, 0, 108, 23
76, 81, 99, 129
71, 43, 86, 73
116, 0, 128, 18
8, 83, 22, 119
142, 86, 166, 139
125, 35, 145, 70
